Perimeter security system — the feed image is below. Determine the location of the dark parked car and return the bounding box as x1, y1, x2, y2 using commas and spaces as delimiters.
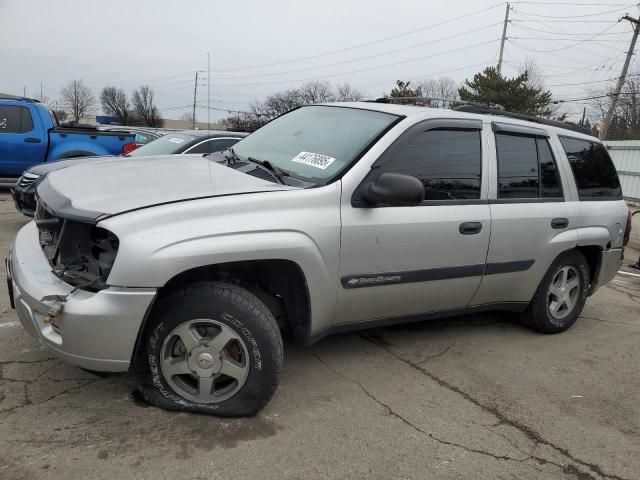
12, 130, 246, 216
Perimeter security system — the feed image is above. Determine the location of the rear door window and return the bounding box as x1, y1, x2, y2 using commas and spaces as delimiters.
495, 133, 563, 199
0, 106, 34, 133
559, 137, 622, 199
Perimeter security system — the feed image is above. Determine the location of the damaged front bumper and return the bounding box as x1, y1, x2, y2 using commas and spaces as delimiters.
7, 221, 156, 372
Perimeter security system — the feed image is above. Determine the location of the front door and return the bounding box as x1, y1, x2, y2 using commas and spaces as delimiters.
335, 119, 491, 325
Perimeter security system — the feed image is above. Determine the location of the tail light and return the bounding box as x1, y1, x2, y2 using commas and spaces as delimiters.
623, 210, 632, 246
122, 142, 137, 155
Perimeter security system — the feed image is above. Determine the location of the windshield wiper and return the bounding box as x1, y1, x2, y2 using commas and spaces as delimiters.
247, 156, 289, 185
223, 147, 241, 165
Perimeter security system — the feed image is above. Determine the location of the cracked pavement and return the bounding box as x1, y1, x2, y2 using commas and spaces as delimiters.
0, 190, 639, 480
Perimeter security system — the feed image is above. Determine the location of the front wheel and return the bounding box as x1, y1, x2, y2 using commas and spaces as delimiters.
139, 281, 283, 417
520, 250, 590, 334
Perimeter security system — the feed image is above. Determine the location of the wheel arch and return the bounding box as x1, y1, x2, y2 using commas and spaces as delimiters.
130, 259, 312, 372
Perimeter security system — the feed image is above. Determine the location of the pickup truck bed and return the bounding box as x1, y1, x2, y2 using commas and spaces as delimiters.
0, 96, 135, 180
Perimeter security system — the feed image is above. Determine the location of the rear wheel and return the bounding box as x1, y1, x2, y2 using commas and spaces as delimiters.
520, 250, 589, 334
139, 281, 283, 417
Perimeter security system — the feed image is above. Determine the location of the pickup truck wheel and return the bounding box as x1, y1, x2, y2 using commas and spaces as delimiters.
519, 250, 589, 334
139, 281, 283, 417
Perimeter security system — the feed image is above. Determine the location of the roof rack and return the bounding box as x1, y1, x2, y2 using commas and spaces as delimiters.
453, 104, 592, 136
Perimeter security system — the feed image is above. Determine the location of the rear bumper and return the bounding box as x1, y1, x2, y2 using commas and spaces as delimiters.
590, 248, 624, 295
7, 221, 156, 372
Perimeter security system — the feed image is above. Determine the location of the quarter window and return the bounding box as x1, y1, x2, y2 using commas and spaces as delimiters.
495, 133, 562, 199
559, 137, 622, 199
0, 106, 34, 133
376, 129, 482, 200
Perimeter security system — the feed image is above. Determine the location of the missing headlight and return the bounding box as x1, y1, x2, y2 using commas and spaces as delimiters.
39, 218, 120, 291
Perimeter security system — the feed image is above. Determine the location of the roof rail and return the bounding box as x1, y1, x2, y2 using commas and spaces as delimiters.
0, 93, 40, 103
453, 104, 592, 136
369, 96, 488, 108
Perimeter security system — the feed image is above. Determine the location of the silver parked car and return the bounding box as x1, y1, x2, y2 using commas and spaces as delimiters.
6, 103, 630, 416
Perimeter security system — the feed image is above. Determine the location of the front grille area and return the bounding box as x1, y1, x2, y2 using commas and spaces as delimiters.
17, 173, 39, 189
35, 200, 119, 291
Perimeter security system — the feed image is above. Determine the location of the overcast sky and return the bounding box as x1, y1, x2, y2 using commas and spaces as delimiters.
1, 0, 637, 122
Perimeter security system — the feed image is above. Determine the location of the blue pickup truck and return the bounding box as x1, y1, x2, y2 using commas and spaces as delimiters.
0, 96, 136, 182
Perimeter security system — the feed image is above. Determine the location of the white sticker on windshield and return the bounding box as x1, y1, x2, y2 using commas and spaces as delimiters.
291, 151, 336, 170
168, 137, 185, 144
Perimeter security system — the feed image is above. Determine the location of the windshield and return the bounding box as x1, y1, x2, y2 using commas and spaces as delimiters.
232, 106, 399, 183
127, 134, 195, 157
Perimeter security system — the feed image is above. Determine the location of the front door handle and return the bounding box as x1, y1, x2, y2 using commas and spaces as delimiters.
551, 218, 569, 229
459, 222, 483, 235
24, 137, 42, 143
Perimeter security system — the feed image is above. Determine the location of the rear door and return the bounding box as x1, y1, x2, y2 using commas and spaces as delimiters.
471, 122, 575, 305
0, 104, 46, 177
335, 119, 492, 324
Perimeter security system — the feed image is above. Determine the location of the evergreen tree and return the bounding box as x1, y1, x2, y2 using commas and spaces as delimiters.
459, 67, 553, 117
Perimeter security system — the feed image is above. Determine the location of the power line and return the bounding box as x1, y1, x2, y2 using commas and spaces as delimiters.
209, 39, 501, 88
511, 36, 625, 42
507, 21, 622, 52
208, 2, 506, 73
352, 60, 496, 88
508, 21, 629, 36
511, 3, 638, 19
552, 92, 637, 103
512, 1, 636, 4
547, 74, 640, 86
210, 22, 502, 81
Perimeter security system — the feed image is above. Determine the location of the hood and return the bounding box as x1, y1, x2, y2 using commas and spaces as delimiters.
37, 154, 295, 222
28, 156, 111, 176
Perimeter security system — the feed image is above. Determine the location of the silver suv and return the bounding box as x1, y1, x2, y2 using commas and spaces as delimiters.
6, 103, 630, 416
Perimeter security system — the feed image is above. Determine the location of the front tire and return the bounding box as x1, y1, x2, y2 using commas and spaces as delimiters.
139, 281, 283, 417
520, 250, 590, 334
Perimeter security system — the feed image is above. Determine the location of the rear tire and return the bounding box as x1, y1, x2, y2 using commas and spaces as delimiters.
520, 250, 589, 334
139, 281, 283, 417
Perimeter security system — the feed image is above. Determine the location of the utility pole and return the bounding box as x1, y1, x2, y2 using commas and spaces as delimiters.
601, 14, 640, 140
497, 2, 510, 74
40, 83, 43, 102
207, 52, 211, 133
192, 71, 199, 129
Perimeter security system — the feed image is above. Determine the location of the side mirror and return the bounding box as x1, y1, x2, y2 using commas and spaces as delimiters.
361, 172, 425, 206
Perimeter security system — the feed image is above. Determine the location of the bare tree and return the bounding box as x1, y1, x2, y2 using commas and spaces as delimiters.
587, 73, 640, 139
132, 85, 161, 127
222, 81, 367, 131
298, 80, 336, 104
335, 82, 365, 102
179, 111, 194, 124
60, 80, 95, 123
100, 86, 132, 125
517, 57, 545, 90
33, 92, 50, 105
415, 77, 459, 107
51, 109, 67, 122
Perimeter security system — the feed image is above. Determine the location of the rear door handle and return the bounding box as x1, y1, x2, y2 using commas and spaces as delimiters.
459, 222, 483, 235
24, 137, 42, 143
551, 218, 569, 229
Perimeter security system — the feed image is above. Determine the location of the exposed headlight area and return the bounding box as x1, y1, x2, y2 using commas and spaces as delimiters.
35, 201, 119, 291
